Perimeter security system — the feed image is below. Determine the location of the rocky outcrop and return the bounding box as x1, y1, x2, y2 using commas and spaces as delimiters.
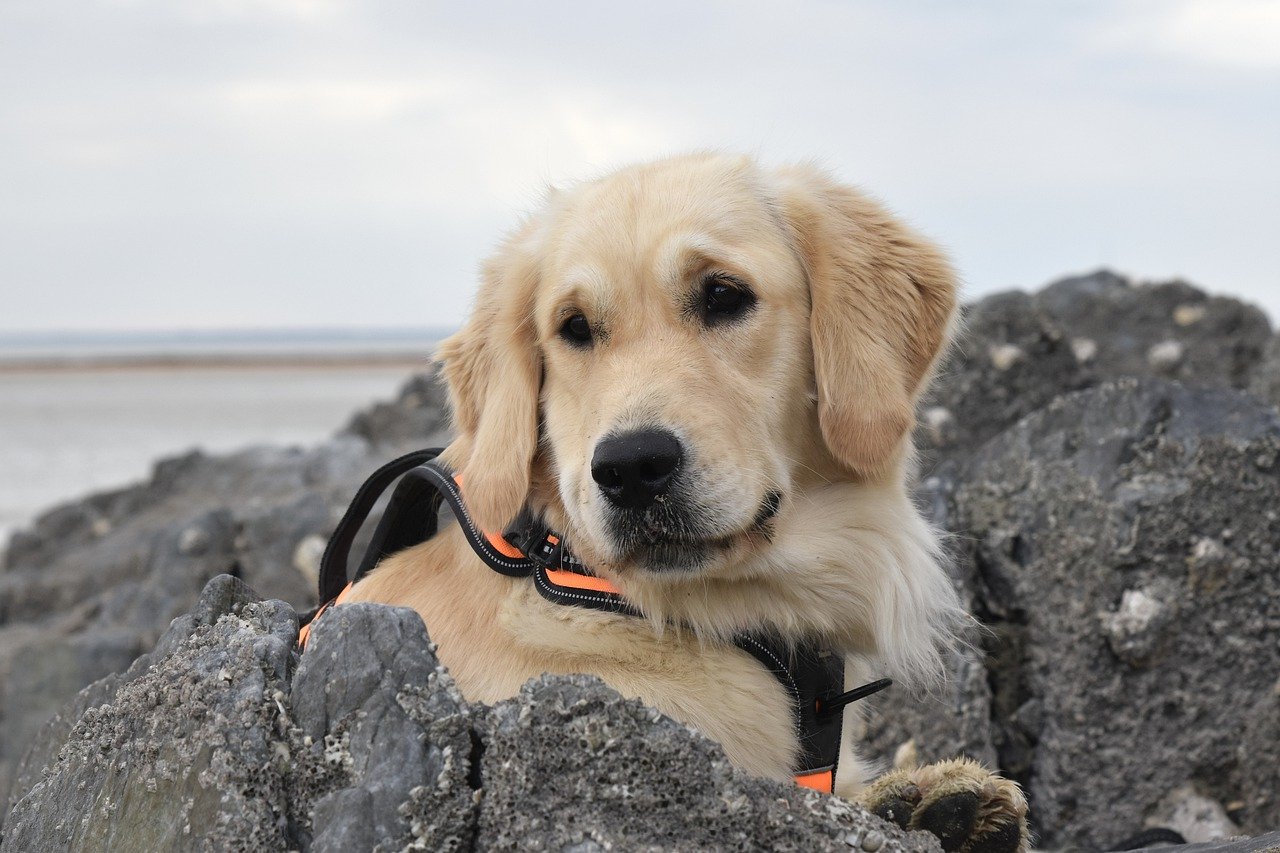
864, 378, 1280, 848
957, 380, 1280, 848
0, 378, 452, 814
841, 271, 1280, 849
3, 576, 937, 853
3, 269, 1280, 848
919, 270, 1274, 463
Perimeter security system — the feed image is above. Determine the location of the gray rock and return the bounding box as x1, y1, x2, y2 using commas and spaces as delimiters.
474, 673, 937, 852
3, 575, 301, 852
291, 603, 476, 852
1248, 334, 1280, 410
339, 373, 451, 449
950, 379, 1280, 848
1033, 273, 1269, 389
4, 576, 937, 853
921, 270, 1273, 465
1134, 830, 1280, 852
1148, 784, 1241, 844
0, 374, 452, 815
860, 645, 999, 773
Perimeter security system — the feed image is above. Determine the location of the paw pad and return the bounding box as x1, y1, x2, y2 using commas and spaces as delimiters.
858, 758, 1028, 853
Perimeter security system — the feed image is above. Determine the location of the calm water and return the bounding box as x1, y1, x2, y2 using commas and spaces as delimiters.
0, 327, 449, 364
0, 364, 424, 549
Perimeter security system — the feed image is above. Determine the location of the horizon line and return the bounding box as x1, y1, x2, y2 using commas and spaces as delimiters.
0, 325, 459, 343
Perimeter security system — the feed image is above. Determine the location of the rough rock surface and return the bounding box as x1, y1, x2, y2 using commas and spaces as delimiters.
1247, 334, 1280, 410
919, 270, 1274, 464
1144, 832, 1280, 853
957, 380, 1280, 848
0, 377, 452, 812
867, 378, 1280, 849
4, 576, 937, 853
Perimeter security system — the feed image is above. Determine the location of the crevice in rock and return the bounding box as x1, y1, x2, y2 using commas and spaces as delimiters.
1119, 395, 1174, 469
466, 729, 485, 792
970, 547, 1039, 838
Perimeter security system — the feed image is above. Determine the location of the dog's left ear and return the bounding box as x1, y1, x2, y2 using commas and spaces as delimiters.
774, 165, 958, 477
436, 215, 545, 532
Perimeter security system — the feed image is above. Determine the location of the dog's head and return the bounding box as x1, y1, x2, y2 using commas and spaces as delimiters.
438, 153, 956, 582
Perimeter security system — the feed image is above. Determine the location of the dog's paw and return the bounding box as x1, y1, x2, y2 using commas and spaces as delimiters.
856, 758, 1028, 853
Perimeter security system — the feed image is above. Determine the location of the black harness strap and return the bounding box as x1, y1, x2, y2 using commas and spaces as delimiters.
318, 447, 445, 603
308, 451, 892, 786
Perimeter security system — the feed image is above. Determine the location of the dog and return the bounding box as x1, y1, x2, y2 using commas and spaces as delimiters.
346, 153, 1028, 850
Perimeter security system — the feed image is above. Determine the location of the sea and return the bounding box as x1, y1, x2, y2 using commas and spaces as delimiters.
0, 328, 451, 552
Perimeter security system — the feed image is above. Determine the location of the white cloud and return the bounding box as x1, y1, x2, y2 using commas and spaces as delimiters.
1096, 0, 1280, 70
104, 0, 347, 25
216, 79, 449, 123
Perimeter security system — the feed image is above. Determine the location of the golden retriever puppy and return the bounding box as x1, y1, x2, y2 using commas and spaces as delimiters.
346, 153, 1027, 850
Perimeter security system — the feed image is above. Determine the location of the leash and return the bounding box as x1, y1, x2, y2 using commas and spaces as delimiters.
300, 448, 892, 793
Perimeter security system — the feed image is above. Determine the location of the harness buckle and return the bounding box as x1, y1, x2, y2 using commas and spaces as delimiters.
528, 532, 563, 567
505, 521, 564, 569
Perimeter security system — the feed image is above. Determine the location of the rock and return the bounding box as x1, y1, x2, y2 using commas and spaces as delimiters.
234, 492, 334, 606
1149, 785, 1241, 844
1070, 337, 1098, 363
987, 343, 1025, 371
924, 289, 1085, 461
4, 576, 937, 853
951, 379, 1280, 848
1248, 334, 1280, 410
1148, 339, 1186, 373
1032, 272, 1270, 390
339, 373, 451, 449
860, 646, 998, 773
920, 407, 958, 448
0, 374, 451, 815
472, 673, 939, 851
1099, 582, 1177, 666
3, 575, 302, 851
1135, 830, 1280, 852
291, 602, 476, 852
292, 534, 328, 586
921, 270, 1273, 465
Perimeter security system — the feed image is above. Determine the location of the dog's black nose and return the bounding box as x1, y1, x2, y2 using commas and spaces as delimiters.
591, 429, 683, 510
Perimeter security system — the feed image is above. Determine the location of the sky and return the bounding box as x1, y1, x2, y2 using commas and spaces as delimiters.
1, 0, 1277, 332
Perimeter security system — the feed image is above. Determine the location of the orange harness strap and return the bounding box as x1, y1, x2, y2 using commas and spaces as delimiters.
794, 769, 836, 792
297, 581, 353, 651
542, 567, 623, 595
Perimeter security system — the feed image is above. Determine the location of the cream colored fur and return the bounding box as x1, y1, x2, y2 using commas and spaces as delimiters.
347, 152, 964, 796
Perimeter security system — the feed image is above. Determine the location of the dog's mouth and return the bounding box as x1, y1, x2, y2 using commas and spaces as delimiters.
617, 490, 784, 573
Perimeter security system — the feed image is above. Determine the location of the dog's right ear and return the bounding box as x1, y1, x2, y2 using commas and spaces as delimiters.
436, 215, 546, 532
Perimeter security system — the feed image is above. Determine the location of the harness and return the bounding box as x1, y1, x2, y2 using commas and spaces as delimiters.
298, 448, 891, 794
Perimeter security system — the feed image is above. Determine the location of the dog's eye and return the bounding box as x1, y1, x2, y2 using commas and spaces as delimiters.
559, 313, 593, 347
702, 277, 755, 325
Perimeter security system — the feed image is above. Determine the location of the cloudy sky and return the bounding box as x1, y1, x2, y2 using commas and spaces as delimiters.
1, 0, 1277, 332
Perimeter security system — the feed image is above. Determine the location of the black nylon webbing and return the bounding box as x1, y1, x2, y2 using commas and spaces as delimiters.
317, 447, 443, 603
